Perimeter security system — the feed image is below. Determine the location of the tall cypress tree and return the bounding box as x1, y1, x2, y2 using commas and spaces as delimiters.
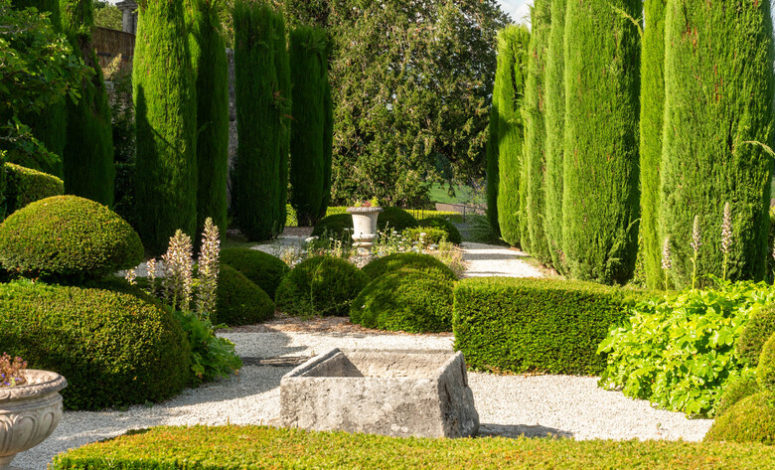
523, 0, 551, 263
133, 0, 197, 253
493, 25, 530, 247
319, 77, 333, 219
187, 0, 229, 237
543, 0, 566, 272
562, 0, 641, 285
289, 25, 328, 227
60, 0, 115, 206
486, 102, 500, 237
273, 10, 292, 234
661, 0, 774, 287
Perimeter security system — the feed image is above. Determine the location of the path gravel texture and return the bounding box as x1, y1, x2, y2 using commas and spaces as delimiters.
462, 242, 543, 278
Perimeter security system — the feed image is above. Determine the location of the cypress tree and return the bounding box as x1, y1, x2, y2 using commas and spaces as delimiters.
661, 0, 774, 287
186, 0, 229, 237
493, 25, 530, 247
543, 0, 566, 271
232, 0, 286, 241
319, 77, 333, 219
486, 102, 500, 237
289, 25, 328, 227
133, 0, 197, 253
523, 0, 551, 263
562, 0, 641, 285
60, 0, 115, 206
273, 10, 292, 234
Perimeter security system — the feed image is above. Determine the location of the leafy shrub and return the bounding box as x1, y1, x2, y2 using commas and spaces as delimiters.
0, 280, 190, 410
738, 305, 775, 367
275, 256, 367, 316
453, 277, 648, 375
403, 226, 449, 246
378, 207, 418, 232
175, 310, 243, 382
4, 163, 63, 216
0, 195, 144, 280
311, 213, 352, 240
705, 392, 775, 445
350, 269, 454, 333
215, 264, 275, 326
717, 370, 759, 416
363, 253, 456, 280
418, 217, 462, 244
220, 248, 289, 299
599, 281, 775, 417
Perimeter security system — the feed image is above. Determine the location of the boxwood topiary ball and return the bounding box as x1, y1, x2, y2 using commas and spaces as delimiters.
275, 256, 367, 317
377, 207, 418, 232
418, 217, 462, 245
215, 264, 275, 326
311, 214, 353, 240
220, 248, 289, 299
738, 305, 775, 367
362, 253, 457, 281
717, 372, 759, 417
350, 268, 454, 333
0, 195, 144, 280
758, 333, 775, 391
705, 391, 775, 444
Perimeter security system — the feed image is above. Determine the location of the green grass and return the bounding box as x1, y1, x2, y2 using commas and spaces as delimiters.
53, 425, 775, 469
429, 183, 482, 206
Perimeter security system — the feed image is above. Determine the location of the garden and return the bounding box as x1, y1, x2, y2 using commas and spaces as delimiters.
2, 0, 775, 468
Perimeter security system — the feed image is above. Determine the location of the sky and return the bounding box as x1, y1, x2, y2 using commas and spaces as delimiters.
498, 0, 532, 25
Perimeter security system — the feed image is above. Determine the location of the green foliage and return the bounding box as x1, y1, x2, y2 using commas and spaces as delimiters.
110, 71, 137, 227
0, 195, 143, 280
319, 78, 333, 219
187, 0, 229, 236
757, 334, 775, 392
174, 309, 242, 383
93, 0, 121, 30
275, 256, 367, 317
215, 264, 275, 326
311, 213, 352, 241
705, 392, 775, 445
639, 0, 667, 289
737, 305, 775, 368
1, 120, 62, 176
133, 0, 197, 254
523, 0, 550, 263
660, 0, 774, 288
562, 0, 641, 284
403, 226, 449, 246
0, 281, 190, 410
454, 277, 648, 375
219, 248, 289, 299
493, 25, 530, 247
377, 207, 418, 232
542, 0, 566, 272
717, 370, 758, 417
4, 162, 63, 215
599, 281, 775, 417
362, 253, 456, 281
289, 24, 328, 226
485, 103, 499, 237
232, 0, 289, 240
418, 217, 461, 245
273, 9, 291, 235
350, 269, 454, 333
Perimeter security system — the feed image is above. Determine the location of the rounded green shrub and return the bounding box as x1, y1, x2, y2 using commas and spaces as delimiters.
4, 163, 64, 215
717, 372, 759, 417
0, 281, 190, 410
0, 196, 144, 280
362, 253, 457, 281
220, 248, 289, 299
705, 392, 775, 445
378, 207, 418, 232
737, 305, 775, 367
350, 268, 454, 333
757, 334, 775, 391
418, 217, 461, 245
275, 256, 367, 317
403, 227, 448, 246
215, 264, 275, 326
311, 214, 353, 240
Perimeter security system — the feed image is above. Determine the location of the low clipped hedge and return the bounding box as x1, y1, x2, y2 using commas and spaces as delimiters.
404, 226, 449, 245
378, 206, 418, 232
275, 256, 367, 316
363, 253, 457, 280
4, 163, 64, 216
453, 278, 650, 375
219, 248, 289, 299
311, 213, 353, 240
0, 196, 144, 280
706, 392, 775, 445
351, 269, 454, 333
419, 217, 462, 244
215, 264, 275, 326
757, 333, 775, 391
53, 425, 775, 469
0, 281, 190, 410
718, 372, 759, 416
738, 305, 775, 367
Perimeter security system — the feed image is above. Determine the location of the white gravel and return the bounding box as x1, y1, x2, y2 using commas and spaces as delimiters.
462, 242, 544, 278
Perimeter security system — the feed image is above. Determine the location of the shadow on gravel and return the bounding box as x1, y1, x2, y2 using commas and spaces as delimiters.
478, 423, 573, 439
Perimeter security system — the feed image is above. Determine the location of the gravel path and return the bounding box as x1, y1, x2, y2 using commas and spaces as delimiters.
462, 242, 543, 278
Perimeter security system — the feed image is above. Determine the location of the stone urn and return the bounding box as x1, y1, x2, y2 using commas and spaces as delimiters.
347, 206, 383, 259
0, 370, 67, 469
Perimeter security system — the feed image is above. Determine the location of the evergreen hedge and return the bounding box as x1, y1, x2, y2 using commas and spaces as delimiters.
187, 0, 229, 236
523, 0, 551, 263
319, 78, 333, 220
562, 0, 641, 285
215, 264, 275, 326
60, 0, 115, 206
133, 0, 197, 254
220, 248, 289, 299
485, 103, 500, 237
493, 26, 530, 247
660, 0, 774, 288
4, 163, 63, 215
273, 9, 291, 234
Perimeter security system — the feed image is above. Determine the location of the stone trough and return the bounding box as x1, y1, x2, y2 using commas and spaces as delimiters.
280, 348, 479, 438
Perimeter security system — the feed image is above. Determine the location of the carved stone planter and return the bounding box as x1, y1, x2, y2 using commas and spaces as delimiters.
0, 370, 67, 469
347, 206, 383, 260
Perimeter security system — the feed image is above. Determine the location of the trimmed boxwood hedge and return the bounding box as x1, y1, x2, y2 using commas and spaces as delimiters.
219, 248, 289, 299
53, 425, 775, 469
0, 281, 190, 410
215, 264, 275, 326
453, 278, 649, 375
275, 256, 367, 316
718, 372, 759, 417
0, 196, 144, 280
418, 217, 462, 245
350, 269, 454, 333
378, 207, 418, 232
363, 253, 456, 281
311, 213, 352, 240
4, 163, 64, 216
706, 392, 775, 445
737, 305, 775, 367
